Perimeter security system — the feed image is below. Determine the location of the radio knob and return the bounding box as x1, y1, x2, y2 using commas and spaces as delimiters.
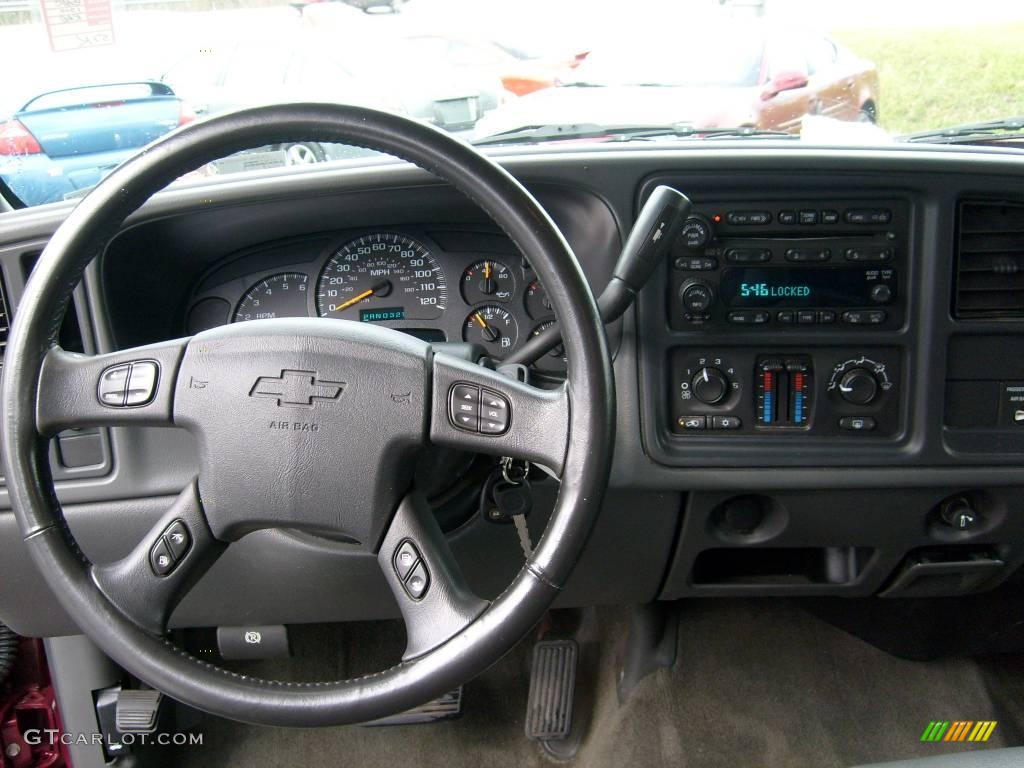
838, 368, 879, 405
680, 217, 712, 250
692, 367, 730, 405
870, 284, 893, 304
679, 279, 715, 314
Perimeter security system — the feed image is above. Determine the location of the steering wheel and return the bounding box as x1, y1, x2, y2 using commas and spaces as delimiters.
0, 104, 614, 726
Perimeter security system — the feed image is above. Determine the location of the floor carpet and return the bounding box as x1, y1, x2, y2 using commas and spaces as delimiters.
166, 600, 1024, 768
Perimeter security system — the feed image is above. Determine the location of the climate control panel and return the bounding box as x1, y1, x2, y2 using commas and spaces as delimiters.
670, 347, 901, 437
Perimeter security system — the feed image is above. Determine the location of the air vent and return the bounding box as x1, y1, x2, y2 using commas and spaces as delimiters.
955, 200, 1024, 319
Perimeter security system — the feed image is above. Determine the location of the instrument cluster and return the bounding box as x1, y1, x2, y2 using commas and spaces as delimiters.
185, 229, 567, 375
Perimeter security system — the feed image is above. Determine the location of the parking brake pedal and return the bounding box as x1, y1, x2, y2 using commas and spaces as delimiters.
115, 689, 163, 733
525, 639, 578, 742
364, 687, 463, 726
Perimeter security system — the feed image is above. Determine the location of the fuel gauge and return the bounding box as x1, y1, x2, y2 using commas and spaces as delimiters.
463, 305, 519, 356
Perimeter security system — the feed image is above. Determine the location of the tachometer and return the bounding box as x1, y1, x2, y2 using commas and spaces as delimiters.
315, 233, 447, 321
234, 273, 309, 322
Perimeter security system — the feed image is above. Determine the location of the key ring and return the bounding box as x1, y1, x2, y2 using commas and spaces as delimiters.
500, 456, 530, 484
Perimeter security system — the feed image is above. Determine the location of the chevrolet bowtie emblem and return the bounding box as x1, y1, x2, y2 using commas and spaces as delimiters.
249, 370, 346, 407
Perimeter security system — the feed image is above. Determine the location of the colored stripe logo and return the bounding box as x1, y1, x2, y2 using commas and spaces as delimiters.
921, 721, 997, 742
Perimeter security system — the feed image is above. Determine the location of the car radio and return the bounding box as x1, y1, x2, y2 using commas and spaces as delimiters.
668, 199, 907, 331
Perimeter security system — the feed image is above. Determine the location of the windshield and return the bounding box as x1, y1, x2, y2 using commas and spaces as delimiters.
2, 0, 1024, 207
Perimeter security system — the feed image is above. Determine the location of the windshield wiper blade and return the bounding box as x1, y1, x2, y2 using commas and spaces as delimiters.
472, 123, 794, 147
901, 116, 1024, 144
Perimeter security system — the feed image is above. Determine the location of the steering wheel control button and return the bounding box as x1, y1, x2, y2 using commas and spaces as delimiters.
97, 363, 131, 406
479, 389, 510, 434
393, 539, 420, 581
449, 384, 481, 431
149, 539, 176, 576
404, 561, 430, 600
125, 361, 159, 406
164, 521, 191, 560
98, 360, 159, 407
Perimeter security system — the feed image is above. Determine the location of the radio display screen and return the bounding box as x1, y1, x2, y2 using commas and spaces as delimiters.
719, 267, 895, 308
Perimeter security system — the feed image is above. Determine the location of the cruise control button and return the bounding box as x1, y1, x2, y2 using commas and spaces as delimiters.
125, 361, 159, 406
393, 540, 420, 581
839, 416, 876, 432
404, 561, 430, 600
149, 539, 176, 576
98, 363, 131, 407
164, 521, 191, 560
713, 415, 742, 430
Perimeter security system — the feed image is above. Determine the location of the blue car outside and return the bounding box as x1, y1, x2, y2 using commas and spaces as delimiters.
0, 81, 192, 207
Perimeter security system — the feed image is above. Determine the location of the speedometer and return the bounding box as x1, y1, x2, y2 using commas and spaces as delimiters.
315, 233, 447, 322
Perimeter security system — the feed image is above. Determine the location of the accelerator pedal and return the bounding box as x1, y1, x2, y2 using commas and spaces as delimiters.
525, 639, 578, 742
364, 687, 463, 726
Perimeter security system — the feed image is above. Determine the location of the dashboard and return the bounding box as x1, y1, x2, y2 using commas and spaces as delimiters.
1, 143, 1024, 643
183, 228, 567, 376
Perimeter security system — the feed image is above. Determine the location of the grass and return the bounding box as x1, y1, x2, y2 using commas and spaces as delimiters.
833, 23, 1024, 135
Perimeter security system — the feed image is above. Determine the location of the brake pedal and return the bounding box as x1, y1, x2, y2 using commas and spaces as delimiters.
525, 639, 578, 742
364, 687, 463, 726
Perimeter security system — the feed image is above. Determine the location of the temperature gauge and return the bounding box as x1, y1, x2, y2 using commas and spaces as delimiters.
530, 321, 567, 375
463, 305, 519, 356
461, 260, 515, 305
525, 279, 553, 320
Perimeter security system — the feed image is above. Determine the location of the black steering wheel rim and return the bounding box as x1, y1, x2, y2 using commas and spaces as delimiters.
0, 104, 615, 726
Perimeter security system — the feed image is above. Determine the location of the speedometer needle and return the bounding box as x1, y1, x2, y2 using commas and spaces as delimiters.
333, 280, 390, 312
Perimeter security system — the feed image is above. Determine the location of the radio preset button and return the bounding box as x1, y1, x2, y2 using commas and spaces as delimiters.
844, 247, 894, 262
785, 248, 831, 263
726, 248, 772, 264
